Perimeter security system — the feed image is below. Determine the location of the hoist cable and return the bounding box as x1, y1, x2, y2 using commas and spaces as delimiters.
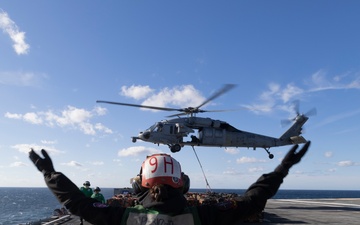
191, 146, 212, 193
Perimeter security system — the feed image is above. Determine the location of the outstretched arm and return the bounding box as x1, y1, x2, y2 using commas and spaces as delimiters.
197, 142, 311, 225
29, 149, 93, 209
243, 141, 311, 208
29, 149, 125, 224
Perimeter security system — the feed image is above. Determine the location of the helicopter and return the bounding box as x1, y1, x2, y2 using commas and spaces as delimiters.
97, 84, 315, 159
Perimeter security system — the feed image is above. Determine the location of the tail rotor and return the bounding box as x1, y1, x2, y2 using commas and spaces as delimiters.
281, 100, 317, 127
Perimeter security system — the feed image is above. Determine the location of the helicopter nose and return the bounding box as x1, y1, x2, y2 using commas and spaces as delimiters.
139, 131, 150, 140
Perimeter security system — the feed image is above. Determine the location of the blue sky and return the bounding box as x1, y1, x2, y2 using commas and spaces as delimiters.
1, 1, 359, 190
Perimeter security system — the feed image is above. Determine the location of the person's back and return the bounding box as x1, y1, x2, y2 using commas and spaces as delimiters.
122, 204, 199, 225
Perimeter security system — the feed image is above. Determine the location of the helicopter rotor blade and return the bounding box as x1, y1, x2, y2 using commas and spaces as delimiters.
281, 119, 293, 127
166, 112, 188, 118
305, 107, 317, 117
166, 108, 242, 118
195, 84, 236, 110
97, 84, 237, 116
292, 100, 300, 115
96, 100, 179, 112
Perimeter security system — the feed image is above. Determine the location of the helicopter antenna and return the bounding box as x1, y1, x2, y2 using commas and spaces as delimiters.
192, 146, 212, 193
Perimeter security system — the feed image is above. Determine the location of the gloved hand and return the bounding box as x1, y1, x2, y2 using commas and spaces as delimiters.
29, 149, 55, 175
275, 141, 311, 176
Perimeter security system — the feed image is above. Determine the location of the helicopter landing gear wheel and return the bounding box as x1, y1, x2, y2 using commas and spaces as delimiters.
264, 148, 274, 159
170, 144, 181, 153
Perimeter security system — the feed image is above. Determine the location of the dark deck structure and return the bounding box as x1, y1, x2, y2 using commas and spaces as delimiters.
35, 198, 360, 224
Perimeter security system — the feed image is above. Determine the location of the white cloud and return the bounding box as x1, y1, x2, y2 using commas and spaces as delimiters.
118, 146, 160, 157
119, 85, 206, 112
222, 169, 241, 175
0, 71, 47, 87
348, 77, 360, 88
94, 106, 107, 116
10, 161, 28, 167
236, 157, 266, 164
292, 170, 306, 175
337, 160, 355, 167
224, 148, 239, 155
247, 82, 304, 113
79, 122, 95, 135
23, 112, 43, 124
324, 151, 333, 158
280, 84, 303, 102
89, 161, 104, 166
4, 106, 112, 136
60, 106, 92, 125
11, 143, 64, 155
243, 70, 360, 115
142, 85, 205, 109
248, 167, 264, 173
308, 70, 360, 92
41, 140, 57, 145
308, 70, 334, 91
121, 85, 154, 100
94, 123, 113, 134
61, 161, 83, 167
0, 11, 30, 55
113, 158, 123, 166
4, 112, 22, 119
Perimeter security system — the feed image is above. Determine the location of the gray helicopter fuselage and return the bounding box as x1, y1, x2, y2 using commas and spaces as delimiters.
133, 116, 307, 150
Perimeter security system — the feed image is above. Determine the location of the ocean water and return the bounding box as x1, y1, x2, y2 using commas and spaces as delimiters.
1, 187, 360, 225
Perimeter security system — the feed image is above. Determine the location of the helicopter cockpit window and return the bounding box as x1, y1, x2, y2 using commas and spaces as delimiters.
150, 122, 163, 132
147, 123, 159, 132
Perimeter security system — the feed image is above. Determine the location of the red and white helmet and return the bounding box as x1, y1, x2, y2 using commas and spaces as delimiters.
140, 153, 183, 189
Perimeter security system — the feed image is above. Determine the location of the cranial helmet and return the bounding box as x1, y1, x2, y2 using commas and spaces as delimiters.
83, 181, 91, 186
94, 186, 101, 192
132, 153, 190, 194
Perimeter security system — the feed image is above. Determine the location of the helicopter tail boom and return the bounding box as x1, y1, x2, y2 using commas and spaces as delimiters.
279, 114, 308, 144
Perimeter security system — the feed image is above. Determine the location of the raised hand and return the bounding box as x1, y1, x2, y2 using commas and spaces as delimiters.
282, 141, 310, 168
29, 149, 55, 174
275, 141, 311, 176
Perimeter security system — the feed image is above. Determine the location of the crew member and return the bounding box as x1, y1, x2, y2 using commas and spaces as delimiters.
80, 181, 93, 198
91, 186, 106, 204
29, 141, 310, 225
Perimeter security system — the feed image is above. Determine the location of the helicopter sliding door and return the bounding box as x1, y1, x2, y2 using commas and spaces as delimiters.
200, 127, 225, 146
